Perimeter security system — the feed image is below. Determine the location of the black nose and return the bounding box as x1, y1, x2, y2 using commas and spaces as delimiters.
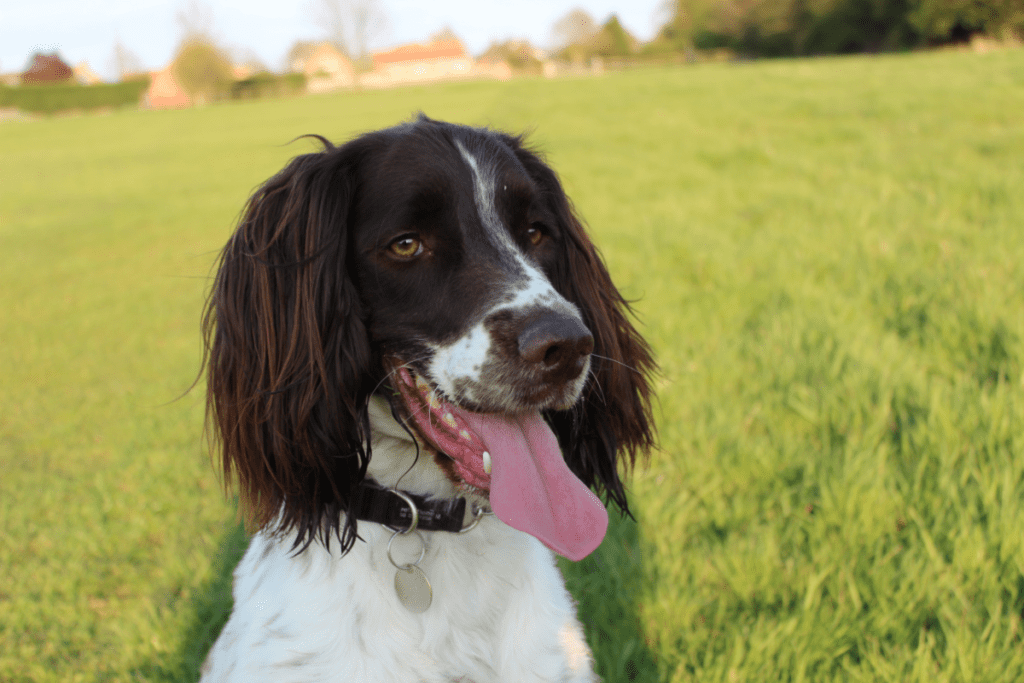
517, 313, 594, 382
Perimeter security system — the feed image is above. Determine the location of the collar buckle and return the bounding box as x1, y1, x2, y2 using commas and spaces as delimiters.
355, 483, 468, 533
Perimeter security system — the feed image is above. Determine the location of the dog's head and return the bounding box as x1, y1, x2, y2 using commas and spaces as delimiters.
203, 116, 655, 555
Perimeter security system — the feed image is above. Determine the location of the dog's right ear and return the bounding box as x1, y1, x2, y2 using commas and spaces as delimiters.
505, 136, 657, 518
202, 137, 373, 554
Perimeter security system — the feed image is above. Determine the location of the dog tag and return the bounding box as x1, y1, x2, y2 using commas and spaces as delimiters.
394, 566, 432, 613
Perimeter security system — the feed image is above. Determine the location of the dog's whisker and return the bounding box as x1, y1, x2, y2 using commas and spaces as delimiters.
589, 352, 645, 376
369, 354, 434, 396
585, 365, 607, 406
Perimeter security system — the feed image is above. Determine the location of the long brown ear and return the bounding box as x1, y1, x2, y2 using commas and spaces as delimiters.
510, 138, 657, 515
202, 136, 373, 553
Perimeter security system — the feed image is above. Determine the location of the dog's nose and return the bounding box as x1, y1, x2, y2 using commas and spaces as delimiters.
517, 313, 594, 381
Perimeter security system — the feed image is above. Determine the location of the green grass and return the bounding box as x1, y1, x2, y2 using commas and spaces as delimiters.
1, 48, 1023, 681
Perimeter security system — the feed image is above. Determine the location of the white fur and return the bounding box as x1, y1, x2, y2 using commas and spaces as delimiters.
427, 321, 492, 405
201, 397, 597, 682
454, 140, 505, 249
504, 266, 573, 313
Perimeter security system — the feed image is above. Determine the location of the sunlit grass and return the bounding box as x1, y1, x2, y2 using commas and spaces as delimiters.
1, 48, 1022, 681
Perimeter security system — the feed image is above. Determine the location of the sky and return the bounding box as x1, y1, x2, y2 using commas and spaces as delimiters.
1, 0, 668, 81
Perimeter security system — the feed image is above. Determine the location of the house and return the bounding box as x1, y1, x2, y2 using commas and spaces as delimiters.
73, 62, 104, 85
474, 56, 513, 82
142, 65, 191, 109
290, 42, 354, 93
21, 52, 73, 84
362, 38, 473, 88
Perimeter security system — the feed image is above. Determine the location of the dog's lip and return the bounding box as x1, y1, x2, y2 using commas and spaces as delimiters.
391, 367, 493, 491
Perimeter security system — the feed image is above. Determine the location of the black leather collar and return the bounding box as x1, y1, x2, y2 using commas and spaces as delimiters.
354, 483, 468, 533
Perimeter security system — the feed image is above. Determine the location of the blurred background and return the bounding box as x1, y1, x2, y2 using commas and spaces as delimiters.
2, 0, 1022, 109
1, 1, 1023, 681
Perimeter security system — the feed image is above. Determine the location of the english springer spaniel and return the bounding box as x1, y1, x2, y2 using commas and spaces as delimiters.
200, 116, 655, 682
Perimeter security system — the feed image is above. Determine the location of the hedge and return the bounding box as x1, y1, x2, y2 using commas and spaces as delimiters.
0, 79, 150, 115
230, 73, 307, 100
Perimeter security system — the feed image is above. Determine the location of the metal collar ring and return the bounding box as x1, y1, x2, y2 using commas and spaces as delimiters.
387, 529, 426, 571
386, 488, 419, 534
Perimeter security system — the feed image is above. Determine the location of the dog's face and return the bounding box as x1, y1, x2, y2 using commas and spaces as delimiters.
350, 124, 591, 415
204, 117, 655, 554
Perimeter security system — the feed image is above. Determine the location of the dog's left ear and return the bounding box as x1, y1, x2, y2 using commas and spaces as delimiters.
202, 137, 375, 555
509, 138, 657, 515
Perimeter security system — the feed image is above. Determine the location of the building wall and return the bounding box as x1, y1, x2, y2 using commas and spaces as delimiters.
144, 67, 191, 109
304, 47, 355, 93
366, 56, 472, 87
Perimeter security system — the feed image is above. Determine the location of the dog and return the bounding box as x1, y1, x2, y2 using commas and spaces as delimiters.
199, 116, 655, 682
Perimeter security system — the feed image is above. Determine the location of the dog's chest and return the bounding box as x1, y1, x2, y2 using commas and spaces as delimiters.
203, 516, 593, 682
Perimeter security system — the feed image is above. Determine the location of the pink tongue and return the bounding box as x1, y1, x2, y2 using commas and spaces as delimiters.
459, 411, 608, 561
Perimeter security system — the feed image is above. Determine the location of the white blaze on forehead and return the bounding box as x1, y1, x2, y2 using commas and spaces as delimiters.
453, 139, 570, 309
455, 140, 520, 256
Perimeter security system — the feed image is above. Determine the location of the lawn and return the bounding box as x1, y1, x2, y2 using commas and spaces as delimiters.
1, 47, 1023, 681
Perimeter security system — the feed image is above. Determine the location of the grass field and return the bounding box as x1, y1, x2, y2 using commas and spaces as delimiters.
2, 48, 1023, 681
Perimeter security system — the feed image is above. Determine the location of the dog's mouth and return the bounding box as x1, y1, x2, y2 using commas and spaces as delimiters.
390, 366, 608, 561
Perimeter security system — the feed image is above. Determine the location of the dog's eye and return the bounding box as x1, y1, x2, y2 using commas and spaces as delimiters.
388, 235, 423, 259
527, 223, 545, 246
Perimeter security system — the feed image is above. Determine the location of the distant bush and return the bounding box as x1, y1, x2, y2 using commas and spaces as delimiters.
230, 73, 307, 100
0, 79, 150, 115
663, 0, 1024, 57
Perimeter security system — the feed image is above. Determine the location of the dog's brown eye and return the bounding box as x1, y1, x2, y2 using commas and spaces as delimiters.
389, 235, 423, 259
527, 224, 545, 246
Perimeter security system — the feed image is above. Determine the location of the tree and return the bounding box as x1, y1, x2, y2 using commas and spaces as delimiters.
654, 0, 717, 50
479, 39, 543, 73
552, 10, 640, 62
429, 26, 461, 43
173, 39, 233, 104
655, 0, 1022, 57
109, 38, 144, 81
232, 47, 268, 77
310, 0, 388, 61
21, 53, 74, 84
656, 0, 897, 56
908, 0, 1024, 43
285, 40, 318, 72
552, 7, 599, 51
176, 0, 216, 43
590, 15, 639, 56
170, 1, 232, 103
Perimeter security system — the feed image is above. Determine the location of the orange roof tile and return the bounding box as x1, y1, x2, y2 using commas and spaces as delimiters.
373, 39, 468, 64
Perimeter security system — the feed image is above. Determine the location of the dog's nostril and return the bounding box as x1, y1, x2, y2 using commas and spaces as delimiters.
543, 344, 563, 365
517, 314, 593, 376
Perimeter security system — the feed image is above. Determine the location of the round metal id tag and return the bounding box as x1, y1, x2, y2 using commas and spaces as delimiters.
388, 527, 432, 613
394, 565, 432, 613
